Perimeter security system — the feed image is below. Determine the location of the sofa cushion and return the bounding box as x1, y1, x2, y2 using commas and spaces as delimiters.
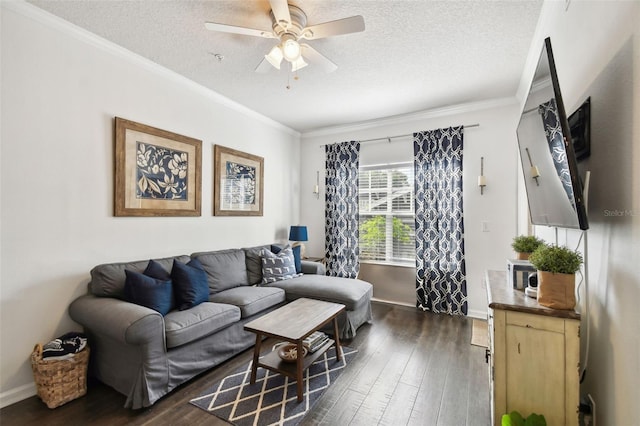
192, 249, 248, 294
243, 245, 270, 285
171, 258, 209, 311
265, 274, 372, 311
211, 286, 285, 318
89, 255, 191, 299
261, 247, 300, 283
164, 302, 240, 348
123, 270, 173, 315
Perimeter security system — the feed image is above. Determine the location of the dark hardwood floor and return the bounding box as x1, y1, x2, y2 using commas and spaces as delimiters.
1, 302, 490, 425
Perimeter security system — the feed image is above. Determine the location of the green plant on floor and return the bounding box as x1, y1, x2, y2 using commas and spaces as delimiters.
502, 410, 546, 426
511, 235, 545, 254
528, 244, 583, 274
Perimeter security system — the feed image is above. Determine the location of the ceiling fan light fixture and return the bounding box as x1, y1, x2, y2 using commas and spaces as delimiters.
282, 38, 301, 62
265, 45, 283, 69
291, 56, 308, 72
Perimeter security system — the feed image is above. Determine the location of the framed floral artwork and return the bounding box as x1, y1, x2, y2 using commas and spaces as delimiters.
213, 145, 263, 216
114, 117, 202, 216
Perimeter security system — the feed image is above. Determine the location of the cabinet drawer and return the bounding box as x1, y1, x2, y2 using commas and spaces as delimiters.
505, 311, 565, 333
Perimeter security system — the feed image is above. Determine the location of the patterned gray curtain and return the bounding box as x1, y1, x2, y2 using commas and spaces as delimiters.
325, 141, 360, 278
538, 98, 576, 210
414, 127, 467, 315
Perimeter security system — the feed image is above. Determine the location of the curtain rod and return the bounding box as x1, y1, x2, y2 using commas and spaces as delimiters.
318, 123, 480, 148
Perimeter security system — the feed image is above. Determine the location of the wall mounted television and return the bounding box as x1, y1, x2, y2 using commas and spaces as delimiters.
516, 37, 589, 230
569, 97, 591, 161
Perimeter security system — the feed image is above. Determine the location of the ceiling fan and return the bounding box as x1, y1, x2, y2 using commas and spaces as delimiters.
205, 0, 365, 73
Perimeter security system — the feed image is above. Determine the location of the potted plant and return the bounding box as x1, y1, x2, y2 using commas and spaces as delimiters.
502, 410, 546, 426
528, 244, 583, 310
511, 235, 544, 260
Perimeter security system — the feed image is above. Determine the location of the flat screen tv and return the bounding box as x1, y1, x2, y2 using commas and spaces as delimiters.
516, 37, 589, 230
569, 97, 591, 161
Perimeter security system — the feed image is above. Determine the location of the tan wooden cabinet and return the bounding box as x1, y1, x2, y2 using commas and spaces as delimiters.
486, 270, 580, 426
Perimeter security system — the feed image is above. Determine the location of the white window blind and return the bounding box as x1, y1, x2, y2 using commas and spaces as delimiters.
359, 162, 415, 265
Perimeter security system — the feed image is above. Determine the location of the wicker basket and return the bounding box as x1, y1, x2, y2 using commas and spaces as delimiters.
30, 343, 90, 408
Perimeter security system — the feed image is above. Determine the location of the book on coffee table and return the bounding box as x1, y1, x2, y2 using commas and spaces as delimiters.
303, 331, 325, 347
303, 332, 330, 353
308, 336, 330, 353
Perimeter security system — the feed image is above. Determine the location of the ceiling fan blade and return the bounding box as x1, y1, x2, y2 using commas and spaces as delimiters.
255, 57, 274, 73
300, 15, 365, 40
205, 22, 275, 39
301, 44, 338, 73
269, 0, 291, 27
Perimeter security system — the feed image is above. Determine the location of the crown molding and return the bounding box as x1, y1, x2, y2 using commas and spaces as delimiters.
2, 0, 300, 137
302, 97, 518, 139
302, 97, 517, 139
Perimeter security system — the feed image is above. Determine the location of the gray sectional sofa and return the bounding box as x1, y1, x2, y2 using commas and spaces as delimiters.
68, 244, 373, 409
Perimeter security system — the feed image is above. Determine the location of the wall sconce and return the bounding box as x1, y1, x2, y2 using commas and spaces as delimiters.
313, 171, 320, 199
478, 157, 487, 195
525, 147, 540, 186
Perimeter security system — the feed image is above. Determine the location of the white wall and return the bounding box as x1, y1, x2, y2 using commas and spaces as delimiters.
0, 3, 300, 406
300, 99, 521, 317
516, 1, 639, 424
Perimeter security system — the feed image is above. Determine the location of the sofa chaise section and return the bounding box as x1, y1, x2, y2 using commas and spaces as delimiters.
265, 270, 373, 339
242, 244, 373, 340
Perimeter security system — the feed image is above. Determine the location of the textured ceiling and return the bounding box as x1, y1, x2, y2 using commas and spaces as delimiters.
27, 0, 543, 132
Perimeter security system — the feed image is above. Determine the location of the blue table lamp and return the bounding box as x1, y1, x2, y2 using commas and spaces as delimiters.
289, 225, 308, 258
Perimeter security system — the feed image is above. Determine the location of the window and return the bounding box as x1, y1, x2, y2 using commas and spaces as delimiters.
359, 163, 415, 265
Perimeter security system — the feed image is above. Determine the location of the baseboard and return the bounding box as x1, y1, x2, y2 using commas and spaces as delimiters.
0, 382, 36, 409
371, 297, 415, 308
467, 308, 487, 319
372, 298, 487, 320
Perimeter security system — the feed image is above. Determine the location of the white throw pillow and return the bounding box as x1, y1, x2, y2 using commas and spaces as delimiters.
261, 247, 301, 283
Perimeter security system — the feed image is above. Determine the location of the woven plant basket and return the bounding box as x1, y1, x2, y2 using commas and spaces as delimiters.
30, 344, 90, 408
537, 271, 576, 310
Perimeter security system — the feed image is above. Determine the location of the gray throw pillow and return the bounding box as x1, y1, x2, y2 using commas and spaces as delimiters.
261, 247, 301, 283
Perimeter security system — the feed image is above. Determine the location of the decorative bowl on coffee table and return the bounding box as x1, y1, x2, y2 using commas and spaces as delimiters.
277, 344, 307, 362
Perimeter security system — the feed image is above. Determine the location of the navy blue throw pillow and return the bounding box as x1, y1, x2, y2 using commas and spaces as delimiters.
270, 244, 282, 254
291, 245, 302, 273
172, 258, 209, 310
123, 270, 173, 316
144, 259, 171, 281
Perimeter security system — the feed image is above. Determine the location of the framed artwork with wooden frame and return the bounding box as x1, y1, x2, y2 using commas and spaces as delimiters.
114, 117, 202, 217
213, 145, 264, 216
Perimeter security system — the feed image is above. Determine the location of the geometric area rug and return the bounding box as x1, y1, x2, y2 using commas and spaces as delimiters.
190, 346, 357, 426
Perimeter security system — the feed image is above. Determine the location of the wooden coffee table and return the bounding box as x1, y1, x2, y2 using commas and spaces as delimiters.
244, 298, 346, 402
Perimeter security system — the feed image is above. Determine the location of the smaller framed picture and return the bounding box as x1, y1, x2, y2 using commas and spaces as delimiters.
114, 117, 202, 217
214, 145, 264, 216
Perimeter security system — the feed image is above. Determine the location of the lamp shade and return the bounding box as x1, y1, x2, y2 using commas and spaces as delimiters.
288, 225, 308, 242
291, 56, 308, 72
265, 45, 283, 69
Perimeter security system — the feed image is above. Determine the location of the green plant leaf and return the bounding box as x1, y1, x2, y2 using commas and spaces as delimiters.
511, 235, 545, 253
502, 411, 525, 426
528, 244, 583, 274
524, 413, 546, 426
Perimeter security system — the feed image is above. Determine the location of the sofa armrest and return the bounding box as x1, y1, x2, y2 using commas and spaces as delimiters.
301, 260, 326, 275
69, 294, 164, 346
